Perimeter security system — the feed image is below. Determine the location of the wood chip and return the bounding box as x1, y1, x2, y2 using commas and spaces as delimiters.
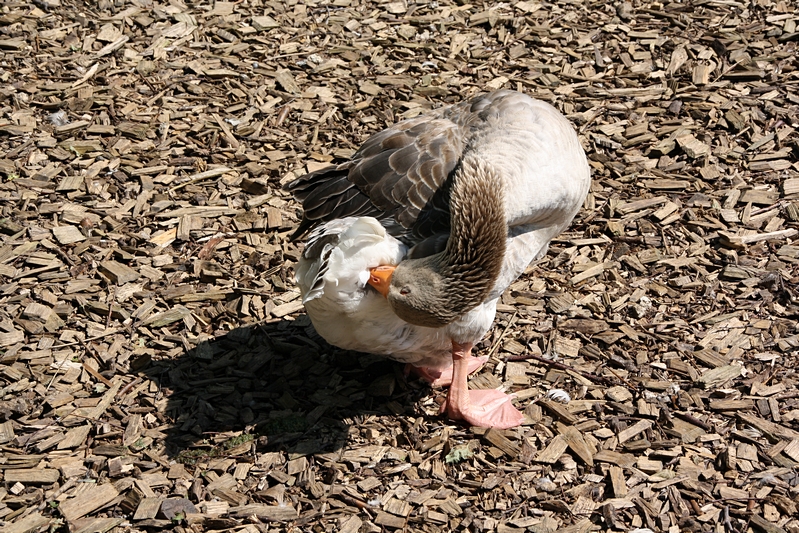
2, 2, 799, 533
59, 483, 120, 522
4, 468, 60, 484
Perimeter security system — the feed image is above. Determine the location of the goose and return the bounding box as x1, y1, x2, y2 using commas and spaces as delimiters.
286, 90, 590, 429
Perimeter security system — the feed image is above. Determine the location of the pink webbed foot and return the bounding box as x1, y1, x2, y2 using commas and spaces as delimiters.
411, 356, 488, 387
442, 389, 524, 429
441, 340, 524, 429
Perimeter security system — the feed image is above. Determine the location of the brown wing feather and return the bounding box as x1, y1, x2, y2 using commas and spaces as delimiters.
347, 116, 466, 233
285, 92, 516, 242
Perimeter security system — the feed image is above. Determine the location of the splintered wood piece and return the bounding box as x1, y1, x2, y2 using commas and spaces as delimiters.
738, 413, 799, 441
149, 228, 177, 247
72, 518, 126, 532
782, 440, 799, 462
23, 302, 53, 321
535, 434, 568, 463
636, 457, 662, 473
670, 417, 707, 443
692, 62, 713, 85
266, 207, 283, 229
228, 504, 298, 521
483, 428, 521, 458
212, 113, 240, 149
4, 513, 51, 533
594, 450, 636, 468
0, 328, 25, 346
339, 516, 362, 533
709, 399, 754, 411
690, 348, 729, 368
252, 15, 279, 30
697, 365, 742, 389
608, 466, 627, 497
652, 201, 679, 220
676, 134, 710, 158
275, 70, 300, 94
617, 419, 653, 444
98, 260, 140, 285
0, 420, 15, 444
57, 424, 91, 449
133, 497, 162, 520
561, 426, 594, 466
59, 483, 120, 522
719, 229, 797, 247
571, 262, 606, 284
739, 189, 778, 205
375, 511, 407, 528
123, 414, 143, 447
52, 225, 86, 244
783, 178, 799, 196
286, 456, 308, 475
749, 514, 788, 533
384, 497, 412, 517
539, 399, 579, 425
616, 196, 668, 214
552, 335, 581, 358
4, 468, 61, 483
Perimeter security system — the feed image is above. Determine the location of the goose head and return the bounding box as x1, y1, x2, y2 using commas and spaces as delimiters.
368, 157, 507, 328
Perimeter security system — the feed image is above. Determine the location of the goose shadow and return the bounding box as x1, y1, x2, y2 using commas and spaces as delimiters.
140, 315, 431, 461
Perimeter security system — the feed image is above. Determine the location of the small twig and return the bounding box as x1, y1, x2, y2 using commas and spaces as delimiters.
105, 289, 114, 329
45, 354, 71, 392
486, 310, 517, 360
138, 71, 158, 93
51, 328, 121, 349
506, 352, 615, 386
603, 365, 640, 390
712, 497, 767, 504
673, 411, 711, 431
49, 242, 76, 267
37, 476, 77, 511
723, 505, 740, 533
81, 361, 114, 388
198, 236, 225, 260
117, 377, 143, 399
639, 8, 688, 29
167, 173, 218, 193
750, 200, 787, 217
613, 235, 646, 244
773, 390, 799, 400
6, 138, 35, 160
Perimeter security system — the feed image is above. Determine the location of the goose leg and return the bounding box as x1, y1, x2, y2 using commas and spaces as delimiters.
411, 356, 488, 387
442, 341, 524, 429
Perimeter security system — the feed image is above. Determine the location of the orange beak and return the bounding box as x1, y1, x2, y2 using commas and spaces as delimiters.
368, 265, 395, 298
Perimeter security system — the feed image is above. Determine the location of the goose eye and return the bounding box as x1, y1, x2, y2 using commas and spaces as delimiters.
400, 287, 411, 296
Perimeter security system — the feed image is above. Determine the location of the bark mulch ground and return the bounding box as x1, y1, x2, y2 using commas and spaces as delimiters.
1, 0, 799, 532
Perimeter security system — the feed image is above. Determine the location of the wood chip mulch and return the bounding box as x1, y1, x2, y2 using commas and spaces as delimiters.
1, 0, 799, 532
